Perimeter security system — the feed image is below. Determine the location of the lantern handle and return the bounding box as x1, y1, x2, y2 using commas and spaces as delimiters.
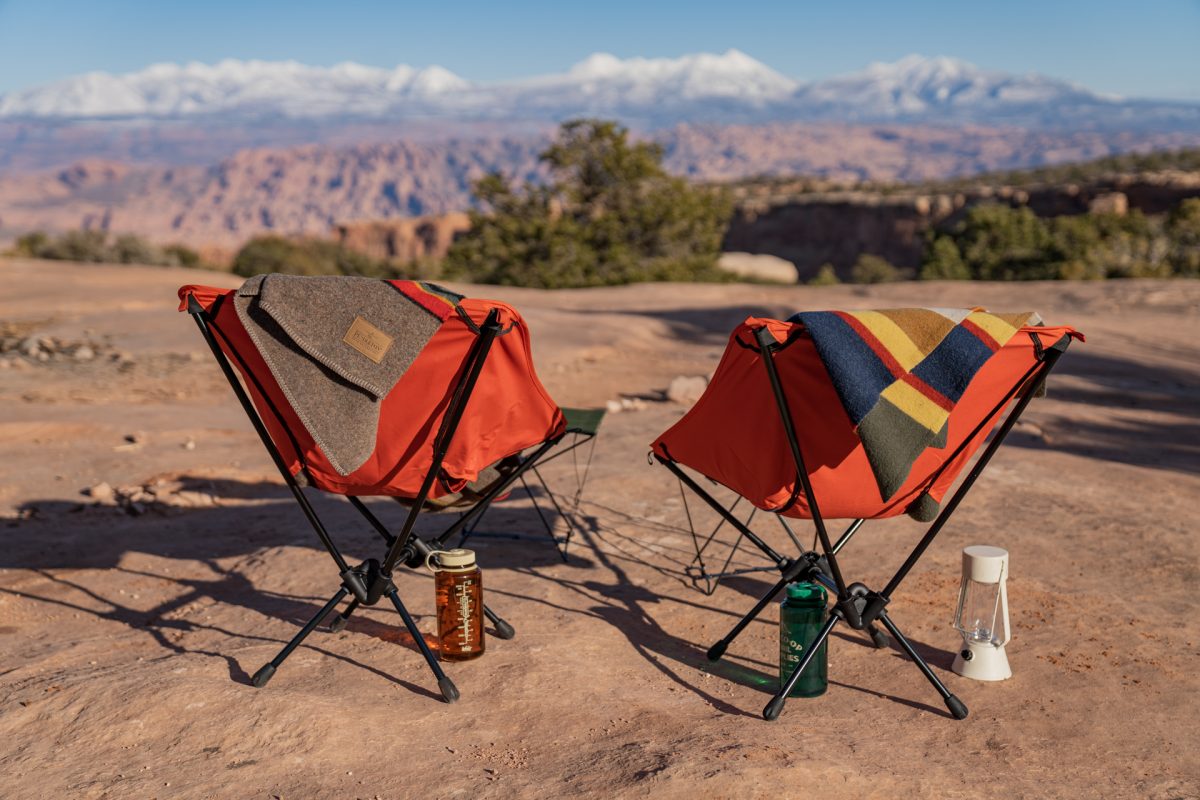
997, 561, 1012, 646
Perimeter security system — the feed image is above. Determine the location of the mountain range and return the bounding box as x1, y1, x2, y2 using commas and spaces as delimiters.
2, 51, 1199, 253
3, 51, 1197, 131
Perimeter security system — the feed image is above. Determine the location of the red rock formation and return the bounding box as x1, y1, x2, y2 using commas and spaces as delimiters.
334, 213, 470, 263
2, 123, 1198, 252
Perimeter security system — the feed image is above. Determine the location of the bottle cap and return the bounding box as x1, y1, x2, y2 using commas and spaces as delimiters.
425, 548, 477, 572
785, 581, 827, 602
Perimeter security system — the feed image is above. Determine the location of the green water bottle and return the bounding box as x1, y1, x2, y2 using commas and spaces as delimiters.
779, 581, 829, 698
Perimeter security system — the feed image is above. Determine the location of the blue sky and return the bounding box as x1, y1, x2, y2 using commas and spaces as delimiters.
0, 0, 1197, 99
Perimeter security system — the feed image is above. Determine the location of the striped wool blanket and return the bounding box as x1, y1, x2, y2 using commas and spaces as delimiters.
790, 308, 1039, 504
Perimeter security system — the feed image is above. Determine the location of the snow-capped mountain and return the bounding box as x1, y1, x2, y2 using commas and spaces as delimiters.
0, 51, 1196, 130
0, 59, 469, 118
794, 55, 1103, 116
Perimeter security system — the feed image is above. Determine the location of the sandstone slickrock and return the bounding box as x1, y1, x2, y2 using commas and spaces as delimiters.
716, 252, 798, 283
666, 375, 708, 406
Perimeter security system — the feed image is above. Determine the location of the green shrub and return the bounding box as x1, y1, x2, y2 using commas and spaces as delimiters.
443, 119, 733, 288
1168, 198, 1200, 277
920, 236, 971, 280
808, 262, 840, 285
110, 233, 164, 265
163, 243, 202, 268
233, 236, 325, 276
956, 205, 1058, 280
8, 229, 211, 269
231, 235, 396, 279
850, 254, 901, 284
13, 231, 48, 257
922, 203, 1196, 281
38, 229, 111, 262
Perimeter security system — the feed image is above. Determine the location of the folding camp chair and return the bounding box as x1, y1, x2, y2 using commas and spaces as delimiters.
651, 311, 1079, 721
179, 279, 602, 703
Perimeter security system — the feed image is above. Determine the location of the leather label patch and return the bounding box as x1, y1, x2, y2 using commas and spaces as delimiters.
342, 316, 393, 363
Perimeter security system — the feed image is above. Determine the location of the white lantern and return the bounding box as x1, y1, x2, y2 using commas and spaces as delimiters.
951, 545, 1011, 681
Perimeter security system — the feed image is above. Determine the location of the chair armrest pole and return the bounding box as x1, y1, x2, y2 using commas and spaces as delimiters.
380, 309, 502, 575
878, 338, 1071, 601
753, 326, 849, 601
191, 310, 352, 575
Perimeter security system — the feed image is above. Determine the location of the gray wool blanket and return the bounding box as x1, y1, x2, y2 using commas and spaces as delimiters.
235, 274, 446, 476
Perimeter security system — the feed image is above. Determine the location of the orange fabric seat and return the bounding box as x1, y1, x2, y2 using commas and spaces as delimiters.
652, 316, 1081, 520
179, 284, 565, 499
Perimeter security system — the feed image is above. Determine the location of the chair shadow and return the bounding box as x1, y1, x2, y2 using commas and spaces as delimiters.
1008, 348, 1199, 475
1, 475, 579, 701
6, 472, 961, 716
571, 304, 792, 346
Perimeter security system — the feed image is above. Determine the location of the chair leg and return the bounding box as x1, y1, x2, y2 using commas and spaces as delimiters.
708, 575, 790, 661
326, 598, 360, 633
877, 612, 967, 720
866, 622, 889, 649
384, 586, 459, 704
483, 604, 515, 640
763, 614, 840, 721
252, 587, 349, 688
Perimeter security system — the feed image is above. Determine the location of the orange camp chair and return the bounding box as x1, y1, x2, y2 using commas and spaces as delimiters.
180, 279, 602, 703
652, 311, 1079, 721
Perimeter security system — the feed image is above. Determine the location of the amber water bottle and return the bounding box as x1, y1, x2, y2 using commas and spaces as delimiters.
425, 548, 484, 661
779, 581, 828, 697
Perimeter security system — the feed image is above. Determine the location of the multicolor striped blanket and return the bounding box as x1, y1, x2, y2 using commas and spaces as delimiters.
790, 308, 1039, 506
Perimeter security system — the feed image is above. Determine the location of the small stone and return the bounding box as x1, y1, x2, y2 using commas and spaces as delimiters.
17, 337, 42, 357
86, 482, 115, 504
72, 345, 95, 361
1089, 191, 1128, 216
666, 375, 708, 406
605, 399, 623, 414
124, 432, 146, 445
182, 437, 196, 451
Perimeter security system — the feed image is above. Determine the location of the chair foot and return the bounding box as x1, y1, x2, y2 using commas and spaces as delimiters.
251, 663, 276, 688
438, 676, 460, 704
868, 624, 889, 649
706, 640, 728, 661
763, 695, 786, 721
491, 618, 516, 640
946, 694, 968, 720
483, 604, 515, 640
327, 615, 348, 633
